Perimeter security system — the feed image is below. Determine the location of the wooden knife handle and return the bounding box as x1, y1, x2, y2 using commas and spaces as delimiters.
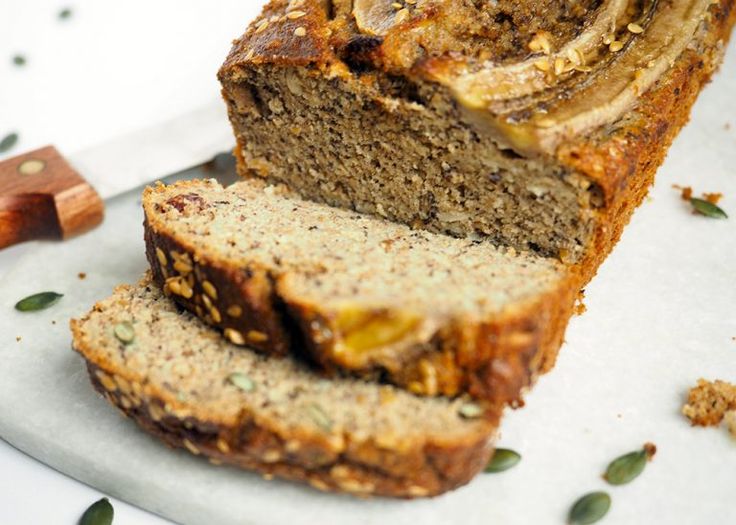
0, 146, 104, 250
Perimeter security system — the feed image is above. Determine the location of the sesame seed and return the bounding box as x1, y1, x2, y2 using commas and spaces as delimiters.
286, 10, 306, 19
609, 41, 624, 52
227, 305, 243, 318
247, 330, 269, 343
155, 247, 167, 267
294, 26, 306, 37
627, 23, 644, 34
225, 328, 246, 346
202, 280, 218, 300
210, 306, 222, 323
255, 20, 269, 34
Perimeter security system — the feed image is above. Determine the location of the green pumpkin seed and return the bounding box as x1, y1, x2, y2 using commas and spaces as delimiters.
604, 449, 647, 485
306, 403, 332, 431
228, 372, 256, 392
79, 497, 114, 525
458, 402, 483, 419
0, 132, 19, 153
15, 291, 63, 312
569, 491, 611, 524
12, 55, 26, 66
113, 322, 135, 344
690, 198, 728, 219
59, 8, 73, 20
484, 448, 521, 473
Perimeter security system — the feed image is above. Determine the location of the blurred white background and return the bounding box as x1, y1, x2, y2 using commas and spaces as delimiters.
1, 0, 263, 159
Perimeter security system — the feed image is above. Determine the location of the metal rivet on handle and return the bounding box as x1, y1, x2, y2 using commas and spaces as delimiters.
18, 159, 46, 175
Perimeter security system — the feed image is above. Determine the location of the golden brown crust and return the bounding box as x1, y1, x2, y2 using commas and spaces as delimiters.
71, 299, 499, 499
560, 0, 736, 284
284, 273, 577, 404
144, 218, 292, 356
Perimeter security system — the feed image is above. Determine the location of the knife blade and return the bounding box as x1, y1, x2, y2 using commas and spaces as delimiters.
0, 99, 234, 249
69, 99, 234, 200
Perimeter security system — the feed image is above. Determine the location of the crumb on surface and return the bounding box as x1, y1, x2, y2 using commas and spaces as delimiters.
78, 272, 87, 280
643, 442, 657, 460
725, 122, 731, 130
16, 336, 21, 342
682, 379, 736, 437
672, 184, 693, 201
702, 192, 723, 205
52, 320, 56, 325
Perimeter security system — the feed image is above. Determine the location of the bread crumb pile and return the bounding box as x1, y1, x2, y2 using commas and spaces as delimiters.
682, 378, 736, 438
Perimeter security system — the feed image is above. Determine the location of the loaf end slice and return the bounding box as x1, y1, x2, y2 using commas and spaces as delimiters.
70, 275, 499, 498
143, 178, 577, 405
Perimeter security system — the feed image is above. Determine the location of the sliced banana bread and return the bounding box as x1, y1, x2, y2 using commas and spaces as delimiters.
70, 276, 499, 498
143, 178, 576, 405
219, 0, 736, 279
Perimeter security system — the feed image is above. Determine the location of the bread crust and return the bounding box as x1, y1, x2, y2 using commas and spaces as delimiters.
143, 186, 577, 405
219, 0, 736, 286
70, 285, 500, 499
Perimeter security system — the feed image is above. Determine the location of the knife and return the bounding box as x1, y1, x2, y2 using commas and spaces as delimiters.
0, 100, 234, 250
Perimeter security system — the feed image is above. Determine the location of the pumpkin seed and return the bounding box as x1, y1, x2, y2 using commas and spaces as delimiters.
113, 322, 135, 344
15, 291, 63, 312
690, 197, 728, 219
306, 403, 332, 431
0, 132, 18, 153
604, 449, 647, 485
458, 402, 483, 419
484, 448, 521, 473
568, 491, 611, 524
228, 372, 256, 392
12, 55, 26, 66
79, 497, 114, 525
59, 8, 73, 20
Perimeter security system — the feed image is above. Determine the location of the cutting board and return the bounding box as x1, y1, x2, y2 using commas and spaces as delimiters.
1, 45, 735, 525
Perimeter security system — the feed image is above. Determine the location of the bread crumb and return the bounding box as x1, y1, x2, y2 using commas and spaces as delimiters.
16, 336, 21, 342
725, 122, 731, 130
682, 379, 736, 436
702, 192, 723, 205
672, 184, 693, 201
78, 272, 87, 280
574, 289, 587, 315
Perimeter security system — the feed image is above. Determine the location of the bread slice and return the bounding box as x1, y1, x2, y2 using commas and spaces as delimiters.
70, 275, 499, 498
218, 0, 736, 280
143, 178, 576, 405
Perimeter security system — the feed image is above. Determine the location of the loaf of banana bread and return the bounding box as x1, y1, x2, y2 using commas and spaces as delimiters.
219, 0, 736, 281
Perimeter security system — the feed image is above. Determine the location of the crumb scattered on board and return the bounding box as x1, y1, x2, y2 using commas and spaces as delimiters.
16, 336, 21, 342
672, 185, 724, 205
78, 272, 87, 280
682, 379, 736, 438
